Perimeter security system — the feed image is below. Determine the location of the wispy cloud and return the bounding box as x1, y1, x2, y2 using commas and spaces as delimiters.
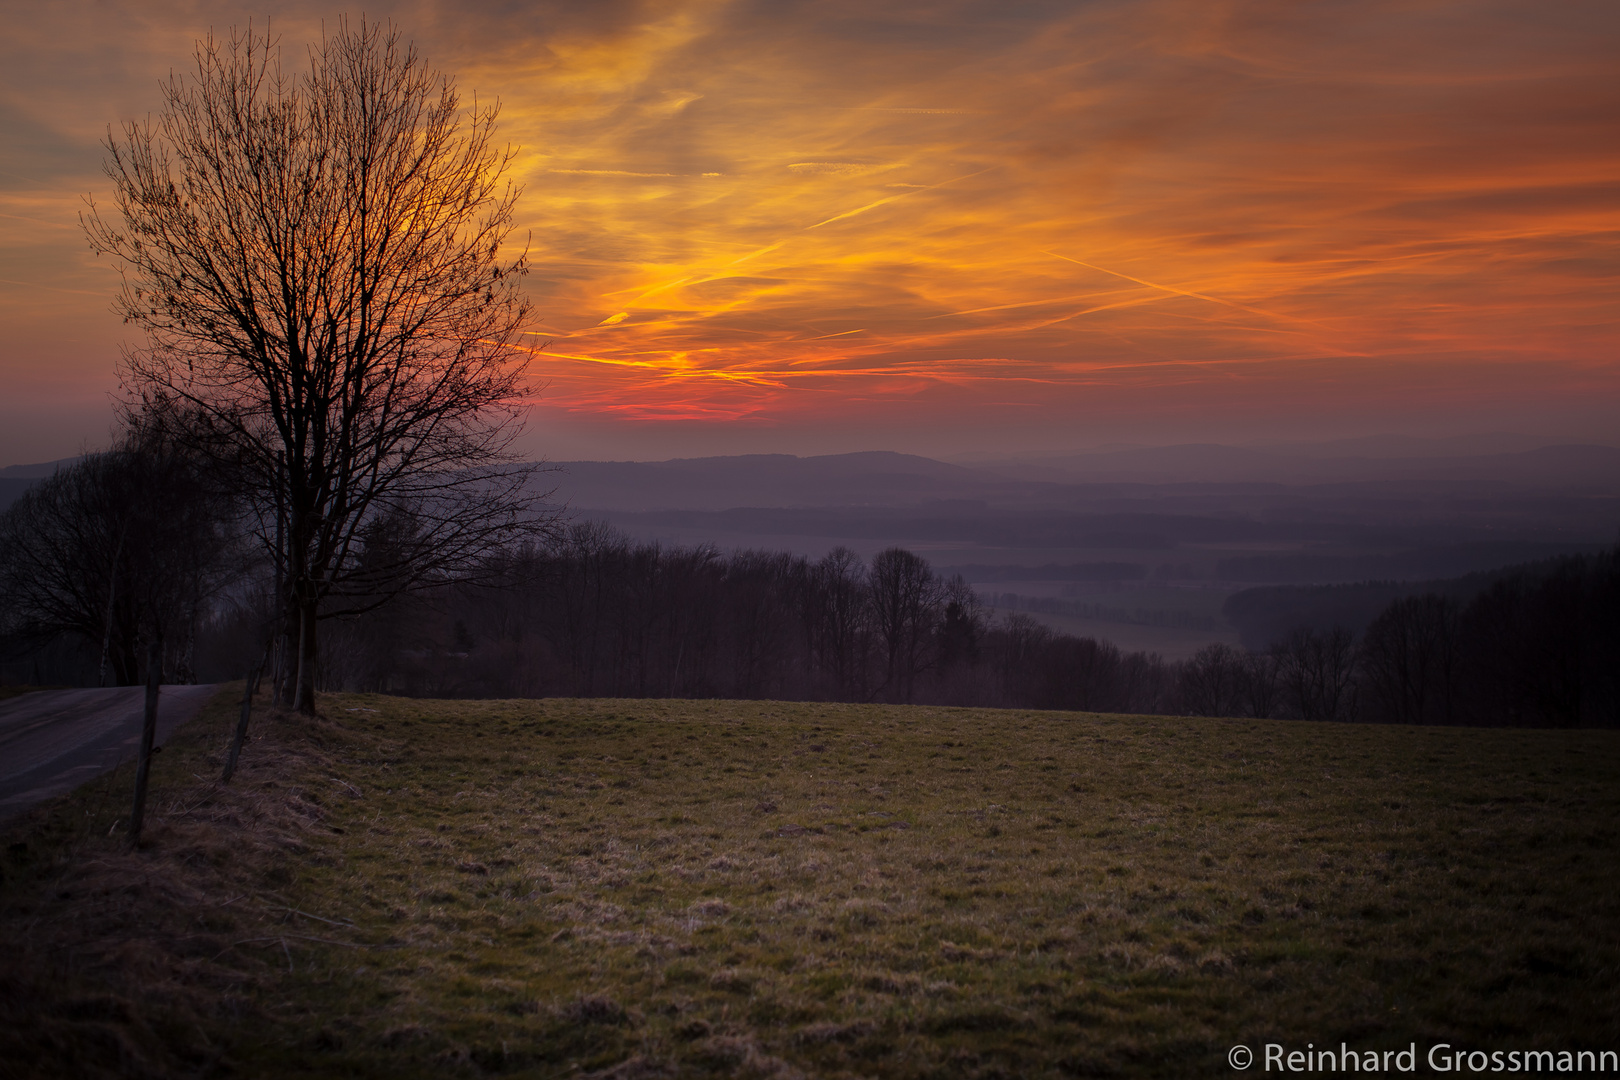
2, 0, 1617, 450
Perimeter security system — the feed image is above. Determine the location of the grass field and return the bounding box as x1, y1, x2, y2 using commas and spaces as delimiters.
2, 692, 1617, 1078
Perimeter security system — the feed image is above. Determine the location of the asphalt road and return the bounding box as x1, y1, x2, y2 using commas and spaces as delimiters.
0, 684, 222, 821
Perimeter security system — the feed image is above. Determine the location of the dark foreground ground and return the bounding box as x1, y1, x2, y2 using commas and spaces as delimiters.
1, 691, 1616, 1078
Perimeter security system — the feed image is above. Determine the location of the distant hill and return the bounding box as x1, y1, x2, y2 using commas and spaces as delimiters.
540, 443, 1620, 515
532, 445, 1619, 592
541, 451, 987, 512
988, 442, 1620, 487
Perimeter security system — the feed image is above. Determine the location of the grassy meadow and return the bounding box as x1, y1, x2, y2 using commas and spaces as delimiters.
1, 692, 1617, 1077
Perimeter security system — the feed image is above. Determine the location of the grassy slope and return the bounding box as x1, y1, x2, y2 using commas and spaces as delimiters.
2, 694, 1617, 1078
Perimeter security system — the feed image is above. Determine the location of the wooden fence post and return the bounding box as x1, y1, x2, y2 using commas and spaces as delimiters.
128, 638, 162, 845
222, 647, 269, 784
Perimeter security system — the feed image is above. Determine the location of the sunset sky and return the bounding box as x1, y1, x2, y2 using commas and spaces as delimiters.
1, 0, 1616, 465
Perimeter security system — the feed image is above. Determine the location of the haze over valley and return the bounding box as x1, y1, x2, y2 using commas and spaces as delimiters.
527, 436, 1620, 658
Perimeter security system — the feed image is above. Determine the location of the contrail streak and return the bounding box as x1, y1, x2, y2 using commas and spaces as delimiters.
1041, 251, 1333, 330
807, 167, 995, 229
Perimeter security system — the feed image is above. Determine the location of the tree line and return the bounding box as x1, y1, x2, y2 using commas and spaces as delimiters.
218, 521, 1186, 714
331, 533, 1620, 727
1164, 548, 1619, 727
3, 439, 1614, 728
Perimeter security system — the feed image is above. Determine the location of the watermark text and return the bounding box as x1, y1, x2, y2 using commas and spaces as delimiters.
1222, 1042, 1619, 1073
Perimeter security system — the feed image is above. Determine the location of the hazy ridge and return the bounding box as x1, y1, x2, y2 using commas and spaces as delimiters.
539, 443, 1620, 513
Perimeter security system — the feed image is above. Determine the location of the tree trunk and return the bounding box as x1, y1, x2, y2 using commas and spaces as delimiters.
128, 638, 161, 845
97, 529, 125, 687
273, 615, 297, 706
114, 635, 140, 687
292, 596, 319, 714
222, 648, 267, 783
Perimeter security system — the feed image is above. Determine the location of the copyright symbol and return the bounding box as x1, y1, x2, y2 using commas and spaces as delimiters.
1229, 1045, 1253, 1070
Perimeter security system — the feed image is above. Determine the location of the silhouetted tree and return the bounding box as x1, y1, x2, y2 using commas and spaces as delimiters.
724, 550, 802, 699
1359, 594, 1461, 724
1459, 561, 1608, 727
1119, 649, 1177, 716
869, 547, 943, 702
805, 547, 872, 700
1238, 649, 1282, 720
994, 612, 1051, 704
1036, 635, 1123, 711
1178, 642, 1249, 717
1275, 626, 1358, 722
937, 574, 984, 671
83, 20, 546, 712
0, 434, 237, 684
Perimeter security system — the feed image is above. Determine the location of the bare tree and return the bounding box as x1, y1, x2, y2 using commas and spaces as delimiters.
1239, 649, 1282, 720
724, 550, 801, 699
82, 20, 546, 713
1275, 626, 1359, 722
0, 435, 237, 685
937, 574, 984, 671
1037, 634, 1124, 712
996, 612, 1052, 704
869, 547, 942, 703
1178, 642, 1248, 717
1460, 569, 1592, 727
806, 547, 871, 700
1118, 649, 1176, 716
1359, 594, 1461, 724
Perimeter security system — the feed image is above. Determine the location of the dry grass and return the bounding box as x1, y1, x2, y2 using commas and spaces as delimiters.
0, 690, 365, 1077
2, 693, 1618, 1078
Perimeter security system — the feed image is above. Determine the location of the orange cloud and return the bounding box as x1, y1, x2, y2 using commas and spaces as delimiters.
438, 0, 1618, 429
1, 0, 1616, 460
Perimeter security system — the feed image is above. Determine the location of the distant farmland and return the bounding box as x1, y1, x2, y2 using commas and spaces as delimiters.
2, 693, 1617, 1077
